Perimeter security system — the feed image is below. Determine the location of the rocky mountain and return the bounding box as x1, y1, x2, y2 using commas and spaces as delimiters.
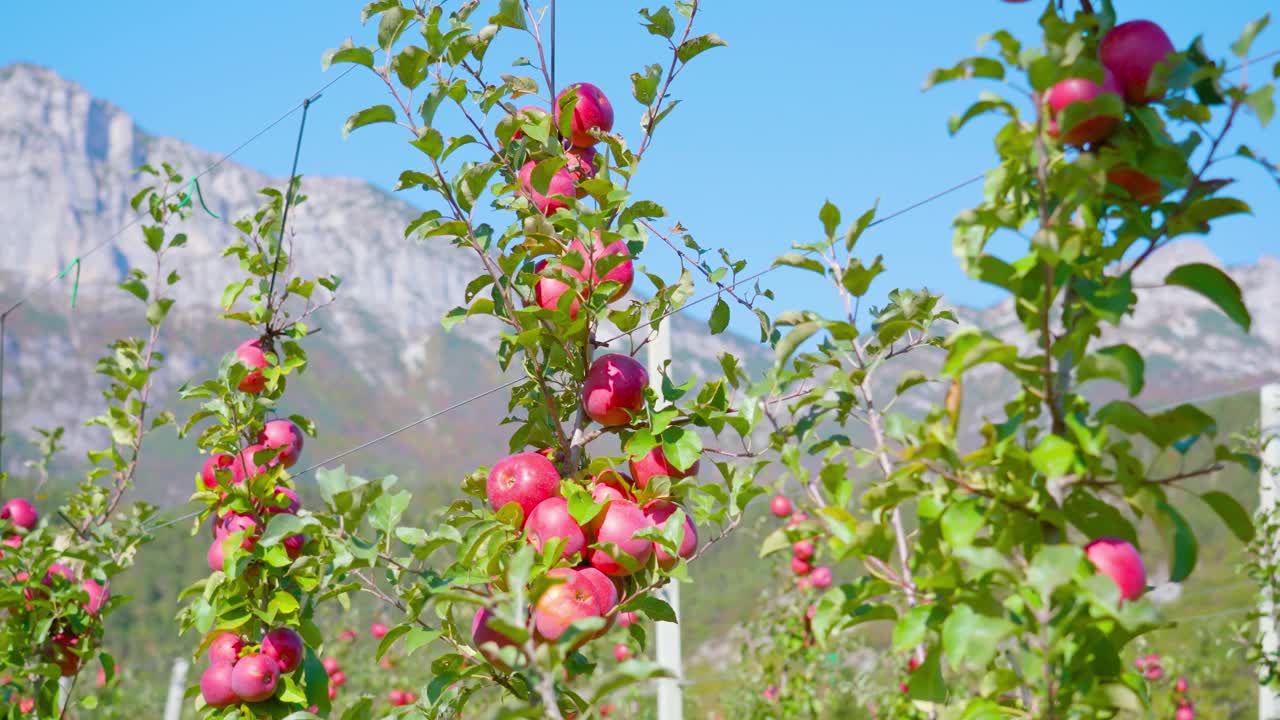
1, 62, 1278, 505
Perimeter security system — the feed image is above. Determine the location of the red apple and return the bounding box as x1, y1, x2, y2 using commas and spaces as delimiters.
231, 654, 280, 702
575, 566, 619, 614
534, 568, 604, 640
763, 685, 780, 702
518, 159, 575, 215
207, 534, 229, 572
1176, 677, 1189, 693
769, 495, 792, 518
787, 511, 809, 528
487, 452, 561, 519
221, 511, 260, 550
471, 606, 518, 670
791, 557, 812, 576
534, 258, 585, 318
18, 698, 34, 714
588, 499, 653, 576
259, 420, 304, 468
236, 340, 268, 394
579, 236, 634, 303
1106, 166, 1164, 205
328, 684, 338, 700
283, 533, 306, 560
617, 610, 638, 628
810, 565, 833, 589
555, 83, 614, 148
264, 486, 300, 515
322, 657, 340, 675
261, 627, 305, 673
613, 643, 631, 662
208, 631, 246, 665
2, 534, 21, 549
642, 500, 698, 569
583, 353, 647, 427
591, 470, 634, 504
46, 632, 82, 676
1085, 537, 1147, 601
1, 498, 37, 530
566, 146, 600, 197
338, 629, 357, 642
201, 453, 236, 490
231, 444, 268, 485
1099, 20, 1177, 104
370, 623, 388, 639
1175, 704, 1195, 720
792, 539, 815, 561
1044, 69, 1123, 146
390, 689, 406, 706
524, 497, 586, 560
81, 578, 108, 615
42, 563, 74, 587
200, 663, 238, 707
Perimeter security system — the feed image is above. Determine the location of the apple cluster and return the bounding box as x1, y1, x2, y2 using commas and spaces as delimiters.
198, 627, 304, 707
1040, 19, 1179, 204
768, 495, 834, 591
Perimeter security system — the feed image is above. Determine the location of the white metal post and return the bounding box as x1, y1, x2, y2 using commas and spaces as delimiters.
164, 657, 189, 720
1262, 384, 1280, 720
647, 321, 683, 720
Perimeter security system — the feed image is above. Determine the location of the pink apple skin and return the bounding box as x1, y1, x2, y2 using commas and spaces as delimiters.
232, 444, 268, 485
642, 500, 698, 569
1, 498, 38, 530
1099, 20, 1177, 104
810, 566, 833, 589
630, 445, 700, 490
566, 146, 600, 196
259, 420, 304, 468
1175, 677, 1188, 693
42, 563, 74, 587
787, 511, 810, 528
81, 579, 109, 615
554, 82, 614, 148
769, 495, 792, 518
1175, 702, 1195, 720
220, 511, 260, 550
591, 470, 634, 504
283, 534, 306, 560
524, 497, 587, 561
201, 453, 236, 490
613, 643, 630, 662
230, 654, 280, 702
236, 340, 268, 394
2, 534, 21, 549
518, 159, 575, 215
208, 631, 246, 665
582, 353, 647, 427
370, 623, 388, 639
264, 486, 300, 515
322, 657, 340, 674
763, 685, 780, 702
200, 663, 239, 707
575, 566, 619, 614
534, 568, 604, 641
1085, 537, 1147, 601
262, 627, 305, 673
578, 236, 634, 302
1106, 166, 1164, 205
792, 539, 815, 561
791, 557, 812, 576
588, 500, 654, 576
1044, 69, 1123, 146
471, 606, 519, 670
207, 534, 229, 572
534, 257, 586, 318
617, 610, 638, 628
487, 452, 561, 519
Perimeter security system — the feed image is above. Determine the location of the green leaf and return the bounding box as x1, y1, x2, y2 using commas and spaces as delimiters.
676, 33, 727, 63
369, 491, 411, 533
322, 42, 375, 71
1077, 344, 1145, 396
775, 321, 821, 368
490, 0, 526, 30
628, 595, 676, 623
841, 256, 884, 297
892, 604, 932, 652
773, 252, 826, 275
343, 105, 397, 139
708, 298, 729, 334
819, 200, 840, 237
1027, 545, 1083, 597
1154, 500, 1197, 583
1064, 488, 1138, 545
940, 499, 984, 547
639, 7, 675, 38
1163, 262, 1251, 331
907, 646, 947, 702
631, 64, 662, 105
1231, 15, 1270, 58
1200, 490, 1254, 543
1029, 435, 1077, 478
941, 604, 1012, 671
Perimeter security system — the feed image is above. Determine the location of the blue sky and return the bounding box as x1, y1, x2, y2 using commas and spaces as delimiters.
2, 1, 1276, 337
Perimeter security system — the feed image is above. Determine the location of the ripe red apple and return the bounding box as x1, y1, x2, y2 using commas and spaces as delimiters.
261, 627, 304, 673
1044, 69, 1123, 146
201, 453, 236, 490
231, 654, 280, 702
1099, 20, 1177, 104
82, 578, 108, 615
810, 565, 833, 589
200, 663, 238, 707
613, 643, 631, 662
221, 511, 260, 550
1175, 704, 1195, 720
642, 500, 698, 569
534, 258, 585, 318
487, 452, 561, 519
207, 534, 229, 572
575, 566, 619, 614
328, 684, 338, 700
588, 499, 654, 576
791, 557, 812, 576
321, 657, 340, 675
236, 340, 268, 394
565, 146, 600, 196
524, 497, 587, 560
389, 689, 406, 706
283, 533, 306, 560
582, 353, 647, 427
338, 629, 357, 642
471, 606, 518, 670
769, 495, 792, 518
591, 470, 634, 504
208, 631, 246, 665
370, 623, 388, 639
1084, 537, 1146, 601
1106, 166, 1164, 205
534, 568, 604, 640
1, 498, 38, 530
555, 83, 614, 148
18, 698, 34, 714
577, 236, 634, 303
792, 539, 815, 561
259, 420, 304, 468
232, 444, 268, 485
1176, 677, 1188, 693
264, 486, 300, 515
518, 159, 575, 215
42, 563, 74, 587
46, 632, 82, 676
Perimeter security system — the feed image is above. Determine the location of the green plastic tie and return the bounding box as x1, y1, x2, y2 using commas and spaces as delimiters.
176, 178, 221, 219
57, 257, 81, 309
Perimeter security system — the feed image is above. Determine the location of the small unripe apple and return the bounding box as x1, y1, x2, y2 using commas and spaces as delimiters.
370, 622, 388, 639
519, 159, 575, 215
613, 643, 630, 662
487, 452, 562, 520
630, 444, 698, 488
261, 627, 305, 673
588, 500, 654, 576
259, 420, 304, 468
1, 498, 38, 530
200, 663, 238, 707
524, 496, 587, 560
208, 631, 246, 665
236, 340, 268, 394
1099, 20, 1177, 104
1085, 537, 1146, 601
554, 83, 614, 148
769, 495, 792, 518
231, 654, 279, 702
582, 353, 647, 427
